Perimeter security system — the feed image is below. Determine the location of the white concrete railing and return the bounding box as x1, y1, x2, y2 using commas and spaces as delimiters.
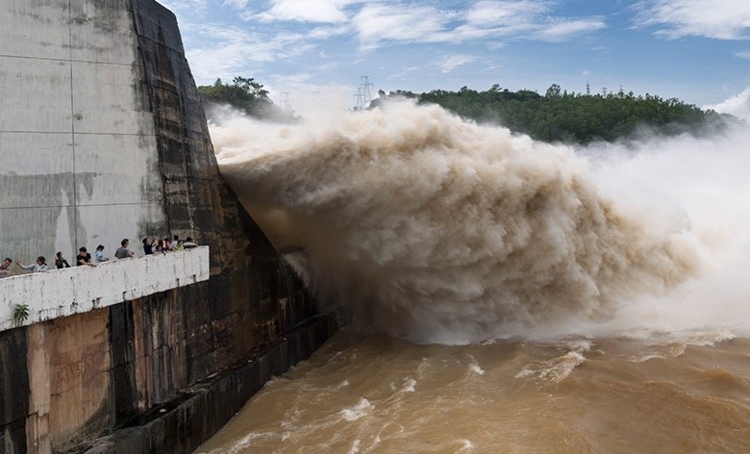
0, 246, 209, 332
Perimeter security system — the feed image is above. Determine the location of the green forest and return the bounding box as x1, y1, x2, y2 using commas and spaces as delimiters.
198, 78, 738, 145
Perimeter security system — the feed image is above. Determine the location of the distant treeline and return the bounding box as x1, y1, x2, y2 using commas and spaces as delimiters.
198, 77, 739, 144
375, 84, 739, 144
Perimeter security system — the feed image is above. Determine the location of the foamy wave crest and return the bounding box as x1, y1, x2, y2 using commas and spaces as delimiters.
213, 100, 700, 344
340, 398, 372, 421
516, 340, 591, 384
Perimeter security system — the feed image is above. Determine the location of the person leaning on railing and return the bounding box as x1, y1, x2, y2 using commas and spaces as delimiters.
16, 256, 48, 273
76, 247, 96, 267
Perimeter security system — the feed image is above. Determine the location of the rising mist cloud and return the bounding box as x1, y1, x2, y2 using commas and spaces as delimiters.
704, 87, 750, 121
209, 100, 730, 344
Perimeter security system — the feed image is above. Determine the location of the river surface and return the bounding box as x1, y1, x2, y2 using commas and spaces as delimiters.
197, 329, 750, 453
200, 101, 750, 453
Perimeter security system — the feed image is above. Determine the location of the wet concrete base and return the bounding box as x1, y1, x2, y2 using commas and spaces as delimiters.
83, 312, 338, 454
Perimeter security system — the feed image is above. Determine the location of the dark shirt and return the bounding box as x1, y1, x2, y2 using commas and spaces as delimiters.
55, 259, 70, 269
76, 253, 92, 265
144, 244, 153, 255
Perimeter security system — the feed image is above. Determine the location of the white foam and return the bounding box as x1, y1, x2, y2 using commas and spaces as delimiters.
340, 398, 372, 421
516, 350, 587, 385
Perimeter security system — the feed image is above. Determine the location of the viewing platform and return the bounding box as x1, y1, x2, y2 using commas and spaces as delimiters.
0, 246, 209, 332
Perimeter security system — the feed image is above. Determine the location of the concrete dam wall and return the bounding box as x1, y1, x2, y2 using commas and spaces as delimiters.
0, 1, 338, 452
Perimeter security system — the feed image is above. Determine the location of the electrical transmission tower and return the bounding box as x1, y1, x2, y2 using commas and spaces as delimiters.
353, 76, 374, 110
280, 92, 291, 111
353, 89, 364, 110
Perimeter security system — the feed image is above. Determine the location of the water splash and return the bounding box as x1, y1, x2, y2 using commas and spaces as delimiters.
212, 100, 744, 344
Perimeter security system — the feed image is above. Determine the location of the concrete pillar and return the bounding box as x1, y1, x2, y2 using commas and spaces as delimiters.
25, 324, 51, 454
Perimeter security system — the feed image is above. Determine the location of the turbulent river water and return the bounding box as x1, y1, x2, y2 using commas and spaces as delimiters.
196, 100, 750, 453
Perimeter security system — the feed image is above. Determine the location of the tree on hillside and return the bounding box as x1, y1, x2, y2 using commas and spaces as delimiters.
545, 83, 561, 98
197, 77, 296, 123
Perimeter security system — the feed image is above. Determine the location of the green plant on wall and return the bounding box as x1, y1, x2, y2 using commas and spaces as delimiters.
13, 303, 29, 324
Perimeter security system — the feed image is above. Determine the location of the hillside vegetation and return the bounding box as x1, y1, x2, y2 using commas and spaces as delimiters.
376, 84, 736, 144
198, 78, 737, 144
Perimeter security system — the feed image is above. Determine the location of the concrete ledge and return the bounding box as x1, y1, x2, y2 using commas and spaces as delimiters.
0, 246, 209, 332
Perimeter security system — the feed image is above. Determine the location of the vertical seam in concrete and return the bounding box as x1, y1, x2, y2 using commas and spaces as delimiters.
68, 0, 78, 236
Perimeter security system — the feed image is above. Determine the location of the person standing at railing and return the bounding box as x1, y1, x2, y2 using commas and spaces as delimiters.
115, 238, 135, 259
142, 237, 155, 255
77, 247, 96, 267
17, 256, 48, 272
54, 251, 70, 269
95, 245, 110, 263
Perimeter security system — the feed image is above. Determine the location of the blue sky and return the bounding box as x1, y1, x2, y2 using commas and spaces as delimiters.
159, 0, 750, 116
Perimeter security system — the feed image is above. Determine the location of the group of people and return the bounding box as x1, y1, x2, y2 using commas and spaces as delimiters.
72, 239, 135, 267
0, 235, 197, 277
0, 256, 49, 276
142, 235, 197, 255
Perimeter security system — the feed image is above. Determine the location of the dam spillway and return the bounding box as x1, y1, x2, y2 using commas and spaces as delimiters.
0, 1, 338, 452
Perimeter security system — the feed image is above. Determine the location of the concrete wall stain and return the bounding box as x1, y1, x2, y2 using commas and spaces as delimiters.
0, 171, 97, 261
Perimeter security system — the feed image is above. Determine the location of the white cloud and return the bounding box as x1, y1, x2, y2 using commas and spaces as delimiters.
438, 54, 477, 73
353, 4, 449, 48
170, 0, 607, 89
704, 87, 750, 120
734, 50, 750, 59
256, 0, 361, 23
222, 0, 248, 8
158, 0, 211, 16
182, 23, 317, 83
534, 18, 606, 42
308, 24, 351, 40
351, 1, 604, 48
459, 1, 604, 42
465, 0, 549, 27
385, 65, 422, 82
633, 0, 750, 40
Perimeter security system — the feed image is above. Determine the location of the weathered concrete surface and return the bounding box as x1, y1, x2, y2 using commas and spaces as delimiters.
0, 247, 209, 332
0, 0, 339, 453
48, 308, 112, 451
0, 0, 166, 265
128, 0, 279, 275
